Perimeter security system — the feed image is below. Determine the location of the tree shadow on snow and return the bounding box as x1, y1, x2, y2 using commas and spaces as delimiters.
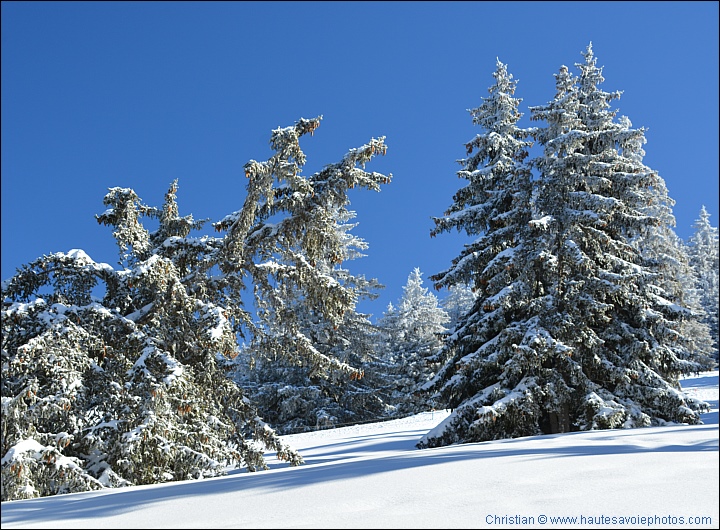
683, 372, 720, 389
2, 424, 717, 526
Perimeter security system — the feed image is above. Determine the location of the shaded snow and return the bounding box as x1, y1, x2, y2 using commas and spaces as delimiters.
1, 371, 718, 529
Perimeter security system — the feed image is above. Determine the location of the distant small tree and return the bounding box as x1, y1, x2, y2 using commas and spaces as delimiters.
633, 198, 716, 372
687, 205, 720, 358
441, 283, 477, 333
618, 115, 715, 372
377, 268, 449, 414
1, 117, 391, 500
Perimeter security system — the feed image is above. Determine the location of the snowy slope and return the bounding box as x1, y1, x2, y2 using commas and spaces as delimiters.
1, 371, 717, 529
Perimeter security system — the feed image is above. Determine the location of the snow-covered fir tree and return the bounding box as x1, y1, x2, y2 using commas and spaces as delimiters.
235, 208, 392, 434
428, 58, 534, 292
660, 230, 715, 370
613, 111, 715, 372
1, 117, 391, 500
441, 282, 477, 332
687, 205, 720, 358
376, 268, 449, 414
419, 58, 538, 443
630, 174, 716, 372
420, 46, 710, 449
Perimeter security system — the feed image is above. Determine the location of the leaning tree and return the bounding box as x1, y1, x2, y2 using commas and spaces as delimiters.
1, 116, 391, 500
235, 206, 392, 434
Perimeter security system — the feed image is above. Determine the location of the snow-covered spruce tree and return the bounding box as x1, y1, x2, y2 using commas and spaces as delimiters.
629, 168, 716, 372
659, 230, 715, 370
556, 46, 709, 426
1, 117, 391, 500
441, 282, 477, 333
420, 46, 709, 449
376, 268, 449, 415
611, 106, 715, 373
1, 236, 285, 501
687, 206, 719, 358
418, 58, 539, 446
235, 208, 392, 434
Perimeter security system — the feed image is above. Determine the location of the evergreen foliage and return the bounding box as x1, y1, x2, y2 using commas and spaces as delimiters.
376, 268, 449, 414
441, 283, 477, 333
1, 117, 391, 500
235, 209, 392, 434
2, 43, 715, 501
420, 46, 711, 449
420, 57, 540, 443
686, 206, 720, 358
613, 111, 715, 372
635, 217, 715, 372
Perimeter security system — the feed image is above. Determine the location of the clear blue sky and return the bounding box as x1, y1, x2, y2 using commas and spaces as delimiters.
2, 1, 718, 320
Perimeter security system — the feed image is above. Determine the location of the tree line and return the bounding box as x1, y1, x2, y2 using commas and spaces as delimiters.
2, 44, 717, 501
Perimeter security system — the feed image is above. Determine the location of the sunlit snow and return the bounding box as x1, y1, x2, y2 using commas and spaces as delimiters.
1, 371, 717, 529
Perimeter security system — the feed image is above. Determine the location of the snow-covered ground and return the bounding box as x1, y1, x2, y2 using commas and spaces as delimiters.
2, 370, 718, 529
